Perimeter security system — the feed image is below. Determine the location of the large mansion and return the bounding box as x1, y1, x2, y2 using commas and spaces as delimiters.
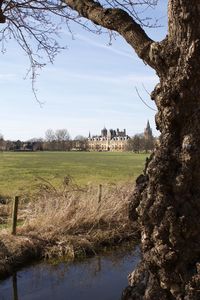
88, 127, 130, 151
88, 121, 153, 152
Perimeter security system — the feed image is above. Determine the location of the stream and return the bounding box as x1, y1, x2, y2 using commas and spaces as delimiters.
0, 246, 140, 300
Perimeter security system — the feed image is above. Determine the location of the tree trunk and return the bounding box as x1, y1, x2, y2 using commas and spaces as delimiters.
123, 2, 200, 299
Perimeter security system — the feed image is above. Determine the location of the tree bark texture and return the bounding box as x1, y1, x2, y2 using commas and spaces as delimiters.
124, 1, 200, 299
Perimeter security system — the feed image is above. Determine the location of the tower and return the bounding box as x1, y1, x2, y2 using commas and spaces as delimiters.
101, 127, 107, 137
144, 120, 153, 140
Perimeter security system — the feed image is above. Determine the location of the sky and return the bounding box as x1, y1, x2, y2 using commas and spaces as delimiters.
0, 1, 168, 141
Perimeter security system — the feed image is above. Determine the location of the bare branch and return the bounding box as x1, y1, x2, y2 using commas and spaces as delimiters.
0, 0, 160, 85
64, 0, 155, 66
135, 86, 157, 111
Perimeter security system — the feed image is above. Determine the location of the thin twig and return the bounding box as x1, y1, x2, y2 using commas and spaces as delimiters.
135, 86, 157, 111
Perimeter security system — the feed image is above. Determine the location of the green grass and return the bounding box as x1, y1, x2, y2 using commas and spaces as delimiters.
0, 220, 23, 230
0, 151, 147, 196
0, 223, 10, 229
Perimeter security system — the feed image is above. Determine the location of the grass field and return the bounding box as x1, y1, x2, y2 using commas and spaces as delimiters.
0, 151, 147, 196
0, 152, 143, 274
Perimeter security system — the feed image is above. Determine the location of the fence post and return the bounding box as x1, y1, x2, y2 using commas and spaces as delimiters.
98, 184, 102, 203
11, 196, 19, 235
12, 273, 18, 300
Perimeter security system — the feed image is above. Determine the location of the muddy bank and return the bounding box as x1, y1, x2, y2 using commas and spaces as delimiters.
0, 225, 139, 280
0, 234, 46, 280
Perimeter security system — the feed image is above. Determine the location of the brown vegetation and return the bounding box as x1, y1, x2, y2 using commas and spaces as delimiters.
0, 180, 139, 279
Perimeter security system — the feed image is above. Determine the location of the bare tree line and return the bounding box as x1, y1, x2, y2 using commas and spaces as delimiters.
0, 129, 155, 152
0, 128, 89, 151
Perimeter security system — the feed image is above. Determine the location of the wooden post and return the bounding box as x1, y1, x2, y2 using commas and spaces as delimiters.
11, 196, 19, 235
12, 273, 18, 300
98, 184, 102, 203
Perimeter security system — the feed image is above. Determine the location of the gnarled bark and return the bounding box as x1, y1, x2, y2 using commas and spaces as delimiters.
124, 1, 200, 299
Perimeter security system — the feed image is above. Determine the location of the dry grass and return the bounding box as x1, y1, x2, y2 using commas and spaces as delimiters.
0, 179, 139, 279
24, 180, 132, 234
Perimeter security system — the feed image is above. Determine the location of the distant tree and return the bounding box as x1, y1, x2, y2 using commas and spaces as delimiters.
0, 133, 4, 151
26, 141, 33, 151
45, 129, 55, 142
44, 129, 56, 151
28, 137, 44, 143
143, 135, 155, 153
28, 138, 44, 151
55, 129, 70, 151
15, 140, 22, 151
44, 128, 71, 151
126, 134, 155, 153
126, 134, 143, 153
74, 135, 85, 141
4, 140, 14, 151
126, 137, 135, 152
55, 129, 70, 142
73, 135, 88, 151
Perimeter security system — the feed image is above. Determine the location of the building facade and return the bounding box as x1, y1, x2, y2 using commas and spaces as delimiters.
88, 122, 153, 152
88, 127, 130, 152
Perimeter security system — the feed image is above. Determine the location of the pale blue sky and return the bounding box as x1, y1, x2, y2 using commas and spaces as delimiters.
0, 1, 168, 141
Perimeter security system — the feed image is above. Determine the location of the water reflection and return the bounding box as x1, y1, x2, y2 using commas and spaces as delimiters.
12, 274, 18, 300
0, 246, 140, 300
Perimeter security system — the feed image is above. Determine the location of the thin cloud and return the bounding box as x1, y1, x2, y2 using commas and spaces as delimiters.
44, 67, 158, 86
63, 30, 135, 59
0, 73, 16, 81
76, 34, 134, 59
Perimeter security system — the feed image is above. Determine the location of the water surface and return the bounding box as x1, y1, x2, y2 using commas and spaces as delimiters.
0, 246, 140, 300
